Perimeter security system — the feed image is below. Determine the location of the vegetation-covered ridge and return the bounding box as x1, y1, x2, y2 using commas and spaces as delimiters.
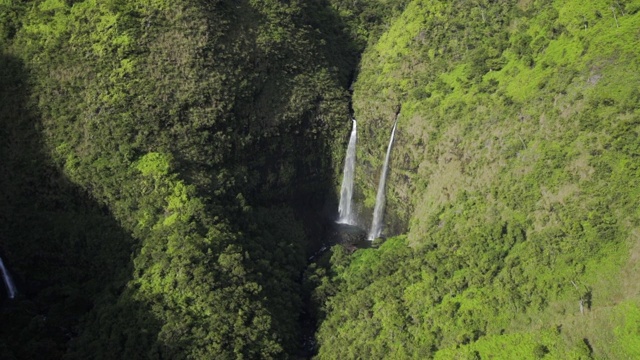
0, 0, 363, 358
2, 0, 640, 359
315, 0, 640, 358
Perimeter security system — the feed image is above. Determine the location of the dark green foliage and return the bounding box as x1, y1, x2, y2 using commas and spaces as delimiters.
0, 53, 135, 360
533, 344, 549, 358
2, 0, 640, 359
0, 0, 358, 358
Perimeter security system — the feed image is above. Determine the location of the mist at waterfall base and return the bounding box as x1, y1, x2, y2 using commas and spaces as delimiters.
368, 121, 397, 241
337, 119, 357, 225
0, 256, 17, 299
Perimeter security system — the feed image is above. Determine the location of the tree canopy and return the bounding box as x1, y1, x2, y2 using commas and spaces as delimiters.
1, 0, 639, 359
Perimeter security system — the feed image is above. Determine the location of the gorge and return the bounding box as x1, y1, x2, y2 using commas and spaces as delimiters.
1, 0, 640, 359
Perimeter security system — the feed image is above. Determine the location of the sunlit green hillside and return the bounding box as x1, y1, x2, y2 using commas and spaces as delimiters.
316, 0, 640, 358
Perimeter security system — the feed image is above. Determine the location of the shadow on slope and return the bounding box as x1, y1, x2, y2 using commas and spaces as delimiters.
0, 54, 162, 360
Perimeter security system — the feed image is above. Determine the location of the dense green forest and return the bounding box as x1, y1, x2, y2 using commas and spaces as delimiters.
1, 0, 639, 359
314, 0, 640, 359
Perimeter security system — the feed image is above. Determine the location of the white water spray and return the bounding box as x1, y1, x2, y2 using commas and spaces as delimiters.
368, 121, 397, 240
0, 256, 17, 299
337, 119, 357, 225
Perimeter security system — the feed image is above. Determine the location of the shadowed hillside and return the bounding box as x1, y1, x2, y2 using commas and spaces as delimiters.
1, 0, 358, 358
0, 54, 151, 360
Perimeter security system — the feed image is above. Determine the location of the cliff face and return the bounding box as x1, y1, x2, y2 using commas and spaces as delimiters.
315, 0, 640, 358
353, 0, 640, 242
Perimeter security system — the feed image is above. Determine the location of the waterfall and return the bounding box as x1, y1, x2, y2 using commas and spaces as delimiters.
368, 121, 398, 240
0, 256, 17, 299
337, 119, 357, 225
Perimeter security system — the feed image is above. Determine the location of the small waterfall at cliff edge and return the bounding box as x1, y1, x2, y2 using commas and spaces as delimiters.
337, 119, 357, 225
368, 120, 398, 240
0, 256, 17, 299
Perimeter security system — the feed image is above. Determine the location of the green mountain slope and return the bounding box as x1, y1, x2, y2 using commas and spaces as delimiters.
0, 0, 356, 358
316, 0, 640, 358
2, 0, 640, 359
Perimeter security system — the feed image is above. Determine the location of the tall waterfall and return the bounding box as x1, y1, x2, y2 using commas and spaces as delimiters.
368, 121, 398, 240
337, 119, 357, 225
0, 256, 17, 299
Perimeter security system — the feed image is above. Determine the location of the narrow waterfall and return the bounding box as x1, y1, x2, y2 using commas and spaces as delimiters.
0, 256, 17, 299
337, 119, 357, 225
368, 121, 398, 240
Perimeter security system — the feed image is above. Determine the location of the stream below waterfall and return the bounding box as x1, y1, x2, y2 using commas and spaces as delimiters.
297, 219, 371, 358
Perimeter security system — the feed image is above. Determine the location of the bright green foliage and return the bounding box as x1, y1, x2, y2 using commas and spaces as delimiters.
135, 152, 172, 178
434, 328, 593, 360
612, 301, 640, 358
316, 0, 640, 358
